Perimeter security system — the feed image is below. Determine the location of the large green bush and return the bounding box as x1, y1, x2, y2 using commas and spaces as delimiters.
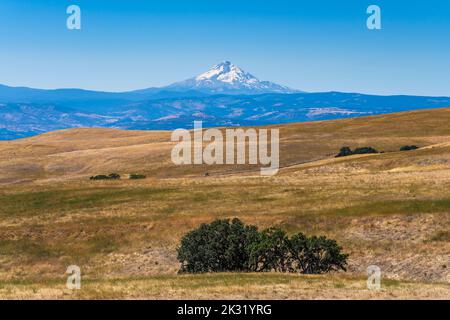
247, 228, 290, 272
177, 219, 348, 274
288, 234, 348, 274
177, 218, 258, 273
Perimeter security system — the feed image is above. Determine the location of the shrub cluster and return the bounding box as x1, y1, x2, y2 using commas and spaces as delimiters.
129, 173, 147, 180
335, 146, 378, 158
177, 219, 348, 274
400, 145, 418, 151
89, 173, 121, 180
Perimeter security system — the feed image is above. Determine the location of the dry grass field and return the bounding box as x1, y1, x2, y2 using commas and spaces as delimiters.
0, 108, 449, 299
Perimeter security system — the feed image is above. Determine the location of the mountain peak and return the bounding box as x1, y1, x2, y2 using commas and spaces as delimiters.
168, 61, 297, 95
195, 61, 258, 85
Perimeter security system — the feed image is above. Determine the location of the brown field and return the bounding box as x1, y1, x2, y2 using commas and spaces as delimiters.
0, 108, 449, 299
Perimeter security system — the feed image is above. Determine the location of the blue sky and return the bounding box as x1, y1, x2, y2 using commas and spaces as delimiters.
1, 0, 450, 96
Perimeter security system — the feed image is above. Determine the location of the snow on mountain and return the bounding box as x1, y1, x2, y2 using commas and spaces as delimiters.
166, 61, 297, 94
195, 61, 258, 84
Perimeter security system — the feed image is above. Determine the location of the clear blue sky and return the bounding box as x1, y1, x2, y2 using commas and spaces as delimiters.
1, 0, 450, 96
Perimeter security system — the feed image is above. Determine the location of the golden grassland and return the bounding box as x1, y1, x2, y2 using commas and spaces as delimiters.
0, 274, 448, 300
0, 108, 449, 299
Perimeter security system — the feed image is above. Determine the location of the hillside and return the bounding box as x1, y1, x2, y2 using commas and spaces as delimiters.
1, 108, 450, 183
0, 108, 449, 299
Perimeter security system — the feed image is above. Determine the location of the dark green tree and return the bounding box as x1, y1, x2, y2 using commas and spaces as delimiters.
177, 218, 258, 273
176, 219, 349, 275
289, 234, 348, 274
247, 228, 289, 272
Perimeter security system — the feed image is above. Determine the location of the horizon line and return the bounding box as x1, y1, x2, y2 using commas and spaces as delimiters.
2, 82, 450, 99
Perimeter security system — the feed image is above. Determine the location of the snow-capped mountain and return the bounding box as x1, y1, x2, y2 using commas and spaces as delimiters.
166, 61, 297, 94
2, 60, 450, 140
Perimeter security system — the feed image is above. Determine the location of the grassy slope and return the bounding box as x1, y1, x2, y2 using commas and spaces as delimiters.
1, 107, 450, 182
0, 108, 449, 299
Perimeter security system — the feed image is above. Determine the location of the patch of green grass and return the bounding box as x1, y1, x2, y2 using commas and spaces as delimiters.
383, 278, 402, 288
0, 187, 176, 218
327, 199, 450, 217
333, 282, 346, 289
0, 277, 65, 287
87, 235, 121, 254
189, 191, 224, 202
277, 215, 349, 236
0, 215, 136, 262
0, 239, 57, 260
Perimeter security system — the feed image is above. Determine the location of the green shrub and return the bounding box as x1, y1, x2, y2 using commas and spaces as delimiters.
177, 219, 348, 274
247, 227, 290, 272
90, 175, 109, 181
336, 146, 378, 157
108, 173, 121, 180
400, 145, 419, 151
335, 147, 353, 158
89, 173, 121, 180
129, 174, 146, 180
288, 234, 348, 274
353, 147, 378, 155
177, 218, 258, 273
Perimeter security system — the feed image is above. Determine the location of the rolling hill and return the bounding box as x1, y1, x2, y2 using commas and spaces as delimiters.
0, 108, 449, 299
1, 107, 450, 183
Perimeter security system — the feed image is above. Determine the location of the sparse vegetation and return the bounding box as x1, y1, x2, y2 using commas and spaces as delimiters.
335, 147, 353, 158
400, 145, 419, 151
1, 109, 450, 299
353, 147, 379, 155
0, 273, 447, 300
129, 173, 146, 180
177, 219, 348, 274
90, 173, 121, 180
336, 146, 379, 157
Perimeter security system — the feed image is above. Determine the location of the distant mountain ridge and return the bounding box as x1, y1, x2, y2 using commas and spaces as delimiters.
1, 62, 450, 140
1, 92, 450, 140
0, 61, 295, 103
